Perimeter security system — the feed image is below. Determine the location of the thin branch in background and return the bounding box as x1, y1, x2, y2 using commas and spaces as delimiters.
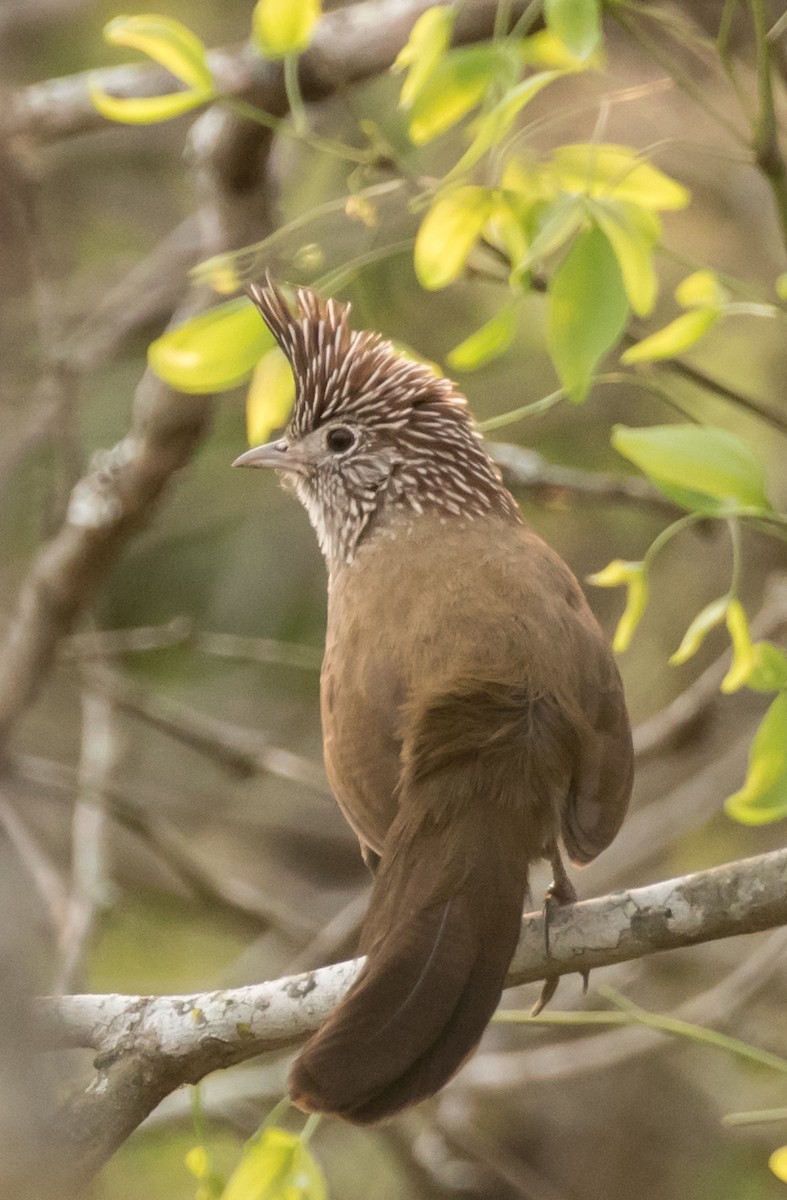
0, 788, 67, 934
54, 691, 118, 995
11, 753, 317, 939
80, 662, 328, 792
283, 891, 369, 974
750, 0, 787, 254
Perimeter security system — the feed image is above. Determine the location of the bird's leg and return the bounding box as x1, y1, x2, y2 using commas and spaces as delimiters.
531, 843, 587, 1017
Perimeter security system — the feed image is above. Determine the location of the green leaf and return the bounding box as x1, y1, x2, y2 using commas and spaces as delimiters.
394, 6, 455, 109
776, 273, 787, 301
589, 198, 660, 316
449, 70, 564, 178
520, 29, 599, 68
725, 693, 787, 825
620, 307, 720, 363
675, 269, 728, 309
148, 298, 275, 393
414, 186, 496, 289
407, 45, 511, 144
611, 424, 771, 515
447, 303, 519, 371
518, 194, 585, 269
246, 349, 296, 444
586, 559, 648, 652
551, 143, 690, 209
221, 1128, 326, 1200
544, 0, 601, 61
547, 225, 629, 401
102, 14, 214, 88
252, 0, 321, 58
746, 642, 787, 693
669, 596, 729, 665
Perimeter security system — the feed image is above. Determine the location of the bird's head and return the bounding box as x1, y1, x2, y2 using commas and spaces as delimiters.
233, 278, 516, 565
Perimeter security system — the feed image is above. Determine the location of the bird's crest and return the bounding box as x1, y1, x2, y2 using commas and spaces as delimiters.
247, 276, 461, 438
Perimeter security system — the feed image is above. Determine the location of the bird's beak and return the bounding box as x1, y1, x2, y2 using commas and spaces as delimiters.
232, 439, 296, 470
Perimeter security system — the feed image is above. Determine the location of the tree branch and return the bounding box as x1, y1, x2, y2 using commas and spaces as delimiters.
37, 848, 787, 1184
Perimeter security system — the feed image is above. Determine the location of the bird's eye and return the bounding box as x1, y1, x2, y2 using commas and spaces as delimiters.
326, 426, 356, 453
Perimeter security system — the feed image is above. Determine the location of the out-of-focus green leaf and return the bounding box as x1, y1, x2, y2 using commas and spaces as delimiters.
450, 70, 564, 177
746, 642, 787, 693
587, 559, 648, 652
551, 143, 690, 209
675, 269, 728, 309
620, 307, 720, 363
520, 29, 600, 67
447, 303, 519, 371
414, 186, 496, 289
407, 45, 512, 144
776, 273, 787, 301
246, 349, 296, 445
221, 1127, 326, 1200
185, 1145, 225, 1200
544, 0, 601, 61
252, 0, 321, 58
102, 14, 214, 88
486, 192, 532, 281
518, 194, 585, 269
394, 6, 455, 108
669, 596, 729, 665
720, 600, 756, 693
547, 225, 629, 401
611, 424, 771, 515
589, 198, 660, 315
148, 298, 275, 393
725, 693, 787, 825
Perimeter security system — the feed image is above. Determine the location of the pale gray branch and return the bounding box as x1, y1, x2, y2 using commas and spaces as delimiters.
36, 848, 787, 1185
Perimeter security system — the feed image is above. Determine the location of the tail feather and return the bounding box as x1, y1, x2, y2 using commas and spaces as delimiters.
289, 811, 528, 1122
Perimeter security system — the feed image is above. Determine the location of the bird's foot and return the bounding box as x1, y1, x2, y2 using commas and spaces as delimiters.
531, 846, 584, 1017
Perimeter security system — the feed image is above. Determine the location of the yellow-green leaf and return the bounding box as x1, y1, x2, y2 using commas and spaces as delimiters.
544, 0, 601, 61
770, 1145, 787, 1182
486, 192, 532, 282
407, 45, 510, 144
620, 307, 720, 363
612, 424, 771, 515
394, 6, 455, 109
89, 83, 208, 124
587, 559, 648, 652
518, 194, 585, 270
102, 14, 214, 89
252, 0, 321, 58
551, 143, 690, 210
746, 642, 787, 693
148, 298, 275, 393
589, 198, 660, 316
246, 348, 296, 444
414, 186, 496, 289
675, 269, 728, 310
520, 29, 599, 68
547, 225, 629, 402
776, 273, 787, 301
669, 596, 729, 665
721, 599, 756, 693
447, 303, 519, 371
449, 71, 564, 178
222, 1128, 327, 1200
725, 693, 787, 825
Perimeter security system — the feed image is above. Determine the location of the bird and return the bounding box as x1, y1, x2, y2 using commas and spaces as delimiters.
233, 278, 633, 1124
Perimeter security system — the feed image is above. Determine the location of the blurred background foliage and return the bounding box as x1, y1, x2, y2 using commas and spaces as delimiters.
1, 1, 786, 1198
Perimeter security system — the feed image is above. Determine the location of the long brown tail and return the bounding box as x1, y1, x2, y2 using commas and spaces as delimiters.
288, 804, 530, 1123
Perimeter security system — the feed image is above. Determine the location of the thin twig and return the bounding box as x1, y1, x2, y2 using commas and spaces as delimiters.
750, 0, 787, 253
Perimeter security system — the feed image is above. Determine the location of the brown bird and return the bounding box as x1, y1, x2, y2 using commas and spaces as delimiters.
233, 279, 633, 1124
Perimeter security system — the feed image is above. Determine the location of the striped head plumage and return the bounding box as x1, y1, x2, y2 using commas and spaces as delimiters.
237, 277, 520, 567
